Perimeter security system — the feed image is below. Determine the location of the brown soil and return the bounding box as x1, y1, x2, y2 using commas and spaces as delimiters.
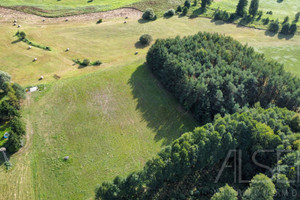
0, 7, 142, 23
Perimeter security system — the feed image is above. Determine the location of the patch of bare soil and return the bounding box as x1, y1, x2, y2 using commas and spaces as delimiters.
0, 7, 142, 23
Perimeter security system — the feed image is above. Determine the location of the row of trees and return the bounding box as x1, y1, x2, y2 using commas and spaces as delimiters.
0, 71, 26, 153
146, 32, 300, 123
95, 106, 300, 199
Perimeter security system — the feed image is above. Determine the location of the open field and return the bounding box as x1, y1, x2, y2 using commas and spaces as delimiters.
0, 7, 299, 200
212, 0, 300, 21
0, 10, 299, 87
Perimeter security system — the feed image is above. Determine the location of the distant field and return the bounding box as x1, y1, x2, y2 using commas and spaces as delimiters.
212, 0, 300, 21
0, 0, 141, 16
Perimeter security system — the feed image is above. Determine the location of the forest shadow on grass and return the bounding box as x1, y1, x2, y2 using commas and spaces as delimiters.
128, 64, 198, 146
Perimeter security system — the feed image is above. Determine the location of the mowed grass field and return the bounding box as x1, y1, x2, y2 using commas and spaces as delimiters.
212, 0, 300, 21
0, 12, 300, 200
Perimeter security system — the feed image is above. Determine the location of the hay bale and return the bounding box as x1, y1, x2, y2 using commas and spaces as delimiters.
13, 23, 16, 26
13, 20, 17, 23
18, 25, 21, 28
64, 156, 69, 160
65, 19, 69, 22
28, 46, 32, 49
66, 48, 70, 51
124, 21, 127, 24
135, 51, 138, 55
125, 17, 128, 19
33, 58, 37, 62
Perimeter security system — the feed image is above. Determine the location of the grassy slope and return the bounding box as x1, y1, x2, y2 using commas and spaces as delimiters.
1, 62, 197, 200
0, 15, 300, 200
212, 0, 300, 21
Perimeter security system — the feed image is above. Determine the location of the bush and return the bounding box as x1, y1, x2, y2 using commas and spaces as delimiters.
10, 117, 26, 136
139, 34, 153, 46
142, 8, 156, 20
280, 22, 290, 34
97, 19, 102, 24
182, 7, 189, 16
184, 0, 191, 9
214, 9, 230, 21
12, 83, 25, 100
263, 17, 270, 25
289, 23, 298, 35
0, 71, 11, 90
6, 131, 22, 153
268, 20, 279, 33
176, 5, 182, 13
82, 59, 90, 66
295, 12, 300, 22
165, 9, 175, 17
92, 60, 102, 66
282, 16, 289, 24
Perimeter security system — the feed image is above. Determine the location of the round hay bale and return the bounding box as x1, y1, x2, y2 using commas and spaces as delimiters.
65, 19, 69, 22
13, 23, 16, 26
28, 46, 32, 49
18, 25, 21, 28
13, 20, 17, 23
64, 156, 69, 160
66, 48, 70, 51
33, 58, 37, 62
135, 51, 138, 55
124, 21, 127, 24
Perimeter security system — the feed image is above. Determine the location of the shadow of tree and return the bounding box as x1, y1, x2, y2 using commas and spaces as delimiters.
134, 41, 149, 49
190, 8, 206, 19
277, 33, 294, 40
264, 30, 277, 37
128, 64, 198, 146
11, 39, 22, 44
210, 19, 226, 25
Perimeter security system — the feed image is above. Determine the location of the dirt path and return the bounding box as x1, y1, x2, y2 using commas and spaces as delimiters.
0, 7, 142, 23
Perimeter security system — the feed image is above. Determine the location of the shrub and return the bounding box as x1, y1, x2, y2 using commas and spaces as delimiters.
142, 8, 156, 20
176, 5, 182, 13
82, 59, 90, 66
295, 12, 300, 22
289, 23, 298, 35
165, 9, 175, 17
182, 7, 189, 16
10, 117, 26, 136
0, 71, 11, 90
92, 60, 102, 66
282, 16, 289, 24
6, 131, 22, 153
139, 34, 153, 46
280, 22, 290, 34
268, 19, 279, 32
184, 0, 191, 9
263, 17, 270, 25
12, 83, 26, 100
97, 19, 103, 24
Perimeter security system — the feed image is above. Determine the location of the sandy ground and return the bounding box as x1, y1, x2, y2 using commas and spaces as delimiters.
0, 7, 142, 23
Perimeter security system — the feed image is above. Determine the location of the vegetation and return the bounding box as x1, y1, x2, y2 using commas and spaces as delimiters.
15, 31, 51, 51
96, 19, 102, 24
142, 8, 156, 20
73, 58, 102, 67
164, 9, 175, 17
236, 0, 248, 17
211, 184, 238, 200
248, 0, 259, 17
96, 106, 300, 199
147, 32, 300, 123
139, 34, 153, 46
0, 71, 25, 153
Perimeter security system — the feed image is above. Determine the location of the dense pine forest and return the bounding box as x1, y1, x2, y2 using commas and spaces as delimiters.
96, 32, 300, 200
147, 32, 300, 124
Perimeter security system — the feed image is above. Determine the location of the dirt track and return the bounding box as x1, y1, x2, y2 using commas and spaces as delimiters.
0, 7, 142, 23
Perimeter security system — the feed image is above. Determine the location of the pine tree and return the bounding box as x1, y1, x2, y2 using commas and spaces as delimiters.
249, 0, 259, 17
236, 0, 248, 17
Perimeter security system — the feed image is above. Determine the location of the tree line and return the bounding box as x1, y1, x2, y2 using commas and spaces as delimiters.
95, 106, 300, 199
0, 71, 26, 153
